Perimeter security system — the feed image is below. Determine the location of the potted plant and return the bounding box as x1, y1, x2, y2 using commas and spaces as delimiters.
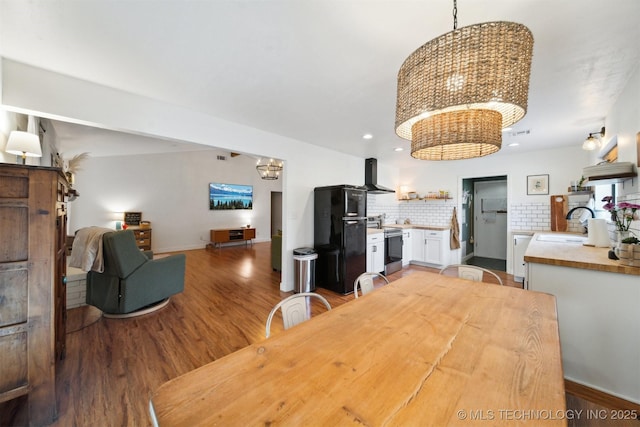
63, 152, 90, 186
601, 196, 640, 241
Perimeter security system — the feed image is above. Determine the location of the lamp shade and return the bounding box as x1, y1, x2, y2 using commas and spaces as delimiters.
6, 131, 42, 160
396, 21, 534, 160
411, 109, 502, 160
582, 136, 599, 151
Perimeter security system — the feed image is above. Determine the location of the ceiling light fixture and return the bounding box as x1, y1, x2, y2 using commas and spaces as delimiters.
362, 134, 373, 140
394, 147, 404, 152
5, 131, 42, 164
582, 126, 605, 151
395, 0, 534, 161
256, 158, 283, 180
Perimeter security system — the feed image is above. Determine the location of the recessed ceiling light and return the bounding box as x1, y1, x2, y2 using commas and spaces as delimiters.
502, 127, 513, 133
508, 142, 519, 147
362, 133, 373, 140
394, 147, 404, 152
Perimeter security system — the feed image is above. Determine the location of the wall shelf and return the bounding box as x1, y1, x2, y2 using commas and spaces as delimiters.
399, 197, 453, 202
585, 172, 636, 186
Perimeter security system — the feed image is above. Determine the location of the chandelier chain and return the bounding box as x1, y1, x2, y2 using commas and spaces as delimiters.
452, 0, 457, 30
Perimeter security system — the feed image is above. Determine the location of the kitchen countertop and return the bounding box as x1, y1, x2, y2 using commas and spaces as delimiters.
524, 232, 640, 276
382, 224, 450, 231
511, 230, 540, 236
367, 228, 384, 235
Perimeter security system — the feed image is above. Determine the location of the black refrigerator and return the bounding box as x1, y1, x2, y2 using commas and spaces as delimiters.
314, 185, 367, 294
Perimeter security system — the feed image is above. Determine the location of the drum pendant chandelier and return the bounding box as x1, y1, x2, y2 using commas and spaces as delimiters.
395, 0, 534, 160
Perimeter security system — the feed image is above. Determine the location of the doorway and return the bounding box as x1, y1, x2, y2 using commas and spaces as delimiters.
461, 176, 508, 271
271, 191, 283, 237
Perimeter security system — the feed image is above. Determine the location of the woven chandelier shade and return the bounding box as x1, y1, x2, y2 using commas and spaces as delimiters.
411, 109, 502, 160
396, 21, 534, 160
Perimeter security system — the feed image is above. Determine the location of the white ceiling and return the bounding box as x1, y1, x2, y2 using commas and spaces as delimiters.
1, 1, 639, 167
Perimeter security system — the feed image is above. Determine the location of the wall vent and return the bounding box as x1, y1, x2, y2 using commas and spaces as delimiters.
506, 129, 531, 137
217, 155, 227, 161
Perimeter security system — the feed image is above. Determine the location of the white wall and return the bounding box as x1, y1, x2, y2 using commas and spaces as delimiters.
601, 61, 639, 198
399, 145, 590, 206
0, 109, 31, 164
1, 59, 365, 292
398, 145, 590, 272
69, 149, 282, 252
0, 108, 17, 163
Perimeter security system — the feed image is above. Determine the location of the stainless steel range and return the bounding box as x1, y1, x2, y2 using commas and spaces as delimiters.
383, 227, 403, 275
367, 215, 403, 275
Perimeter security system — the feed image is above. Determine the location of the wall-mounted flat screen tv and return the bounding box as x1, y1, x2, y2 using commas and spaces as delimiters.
209, 183, 253, 210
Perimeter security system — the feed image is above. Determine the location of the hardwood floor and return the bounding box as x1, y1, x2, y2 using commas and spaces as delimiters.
1, 243, 636, 426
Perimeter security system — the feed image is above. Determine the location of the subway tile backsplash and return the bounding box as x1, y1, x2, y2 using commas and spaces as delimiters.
510, 202, 551, 231
368, 191, 640, 234
369, 198, 553, 231
367, 201, 400, 223
367, 198, 455, 227
397, 201, 455, 227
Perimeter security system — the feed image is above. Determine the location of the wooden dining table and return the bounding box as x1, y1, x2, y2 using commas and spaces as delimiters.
150, 271, 566, 426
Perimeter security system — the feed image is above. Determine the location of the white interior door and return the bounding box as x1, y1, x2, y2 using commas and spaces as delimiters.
474, 181, 507, 259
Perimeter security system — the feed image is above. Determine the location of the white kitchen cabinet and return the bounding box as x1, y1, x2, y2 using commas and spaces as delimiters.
367, 232, 385, 273
411, 229, 425, 262
512, 234, 532, 284
424, 230, 446, 265
402, 230, 412, 266
411, 229, 449, 267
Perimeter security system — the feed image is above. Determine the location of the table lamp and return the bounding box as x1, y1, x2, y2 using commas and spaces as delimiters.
5, 131, 42, 164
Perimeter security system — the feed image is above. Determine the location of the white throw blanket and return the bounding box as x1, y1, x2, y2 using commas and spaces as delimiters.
69, 227, 114, 272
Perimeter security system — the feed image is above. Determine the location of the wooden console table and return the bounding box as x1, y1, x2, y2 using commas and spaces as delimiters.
208, 227, 255, 249
150, 271, 565, 426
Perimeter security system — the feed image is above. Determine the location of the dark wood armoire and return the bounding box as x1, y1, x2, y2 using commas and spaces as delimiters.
0, 163, 68, 426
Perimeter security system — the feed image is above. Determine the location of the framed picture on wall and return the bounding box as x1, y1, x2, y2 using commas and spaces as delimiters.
527, 174, 549, 195
209, 183, 253, 210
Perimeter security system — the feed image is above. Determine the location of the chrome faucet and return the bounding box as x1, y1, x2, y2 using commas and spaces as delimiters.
565, 206, 595, 220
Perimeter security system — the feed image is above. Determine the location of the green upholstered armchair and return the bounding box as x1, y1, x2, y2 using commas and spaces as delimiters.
86, 230, 185, 315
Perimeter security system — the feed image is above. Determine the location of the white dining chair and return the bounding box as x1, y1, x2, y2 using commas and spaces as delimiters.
265, 292, 331, 338
353, 272, 390, 298
439, 264, 503, 286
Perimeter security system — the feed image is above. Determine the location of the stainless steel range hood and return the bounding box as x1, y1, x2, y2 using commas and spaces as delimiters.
364, 158, 395, 194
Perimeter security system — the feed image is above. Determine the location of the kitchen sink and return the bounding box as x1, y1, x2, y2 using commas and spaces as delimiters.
536, 234, 587, 244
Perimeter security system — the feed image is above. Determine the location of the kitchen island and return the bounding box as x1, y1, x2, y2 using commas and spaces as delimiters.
525, 233, 640, 405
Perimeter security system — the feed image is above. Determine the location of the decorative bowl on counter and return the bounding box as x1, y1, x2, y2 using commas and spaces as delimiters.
616, 238, 640, 267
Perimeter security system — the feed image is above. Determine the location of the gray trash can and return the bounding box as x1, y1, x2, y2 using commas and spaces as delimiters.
293, 248, 317, 293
